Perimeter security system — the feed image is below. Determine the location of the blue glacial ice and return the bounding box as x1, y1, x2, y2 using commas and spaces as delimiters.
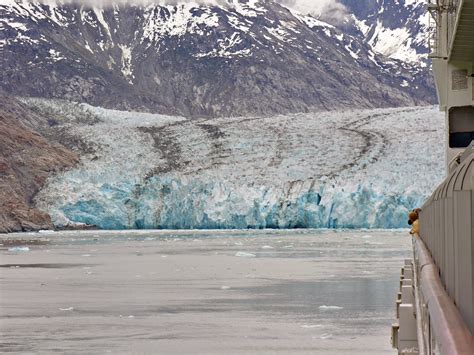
30, 100, 445, 230
58, 178, 428, 230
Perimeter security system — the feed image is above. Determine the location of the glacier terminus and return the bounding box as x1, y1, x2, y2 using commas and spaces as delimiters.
27, 99, 446, 230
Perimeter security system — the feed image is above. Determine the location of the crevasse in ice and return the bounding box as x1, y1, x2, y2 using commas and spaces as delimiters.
59, 177, 427, 229
29, 99, 445, 230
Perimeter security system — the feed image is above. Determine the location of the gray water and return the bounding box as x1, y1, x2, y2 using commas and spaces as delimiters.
0, 229, 411, 354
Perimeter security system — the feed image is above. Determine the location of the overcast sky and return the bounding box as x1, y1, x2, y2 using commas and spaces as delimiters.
38, 0, 348, 18
279, 0, 346, 14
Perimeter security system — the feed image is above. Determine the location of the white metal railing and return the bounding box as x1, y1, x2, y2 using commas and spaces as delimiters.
427, 0, 463, 58
419, 148, 474, 335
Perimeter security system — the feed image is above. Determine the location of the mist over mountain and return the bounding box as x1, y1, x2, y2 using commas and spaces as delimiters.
0, 0, 435, 118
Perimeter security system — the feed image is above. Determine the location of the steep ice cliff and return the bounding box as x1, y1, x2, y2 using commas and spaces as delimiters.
29, 99, 445, 230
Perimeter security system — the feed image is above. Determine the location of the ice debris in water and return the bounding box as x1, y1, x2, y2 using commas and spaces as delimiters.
301, 324, 323, 329
235, 252, 256, 258
319, 305, 344, 310
261, 245, 274, 249
120, 315, 135, 318
8, 247, 30, 252
220, 286, 231, 290
59, 307, 74, 311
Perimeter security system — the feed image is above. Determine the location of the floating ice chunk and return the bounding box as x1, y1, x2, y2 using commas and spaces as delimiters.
8, 247, 30, 252
81, 254, 92, 257
220, 286, 231, 290
320, 333, 333, 339
361, 235, 372, 239
235, 252, 256, 258
234, 242, 244, 246
301, 324, 323, 329
363, 240, 384, 245
38, 230, 55, 234
283, 245, 294, 249
59, 307, 74, 311
261, 245, 274, 249
319, 305, 343, 310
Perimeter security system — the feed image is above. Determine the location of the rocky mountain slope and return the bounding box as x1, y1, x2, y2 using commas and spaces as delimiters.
0, 0, 435, 118
0, 93, 78, 233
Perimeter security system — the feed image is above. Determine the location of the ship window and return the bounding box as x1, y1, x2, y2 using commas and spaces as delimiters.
452, 69, 468, 90
449, 106, 474, 148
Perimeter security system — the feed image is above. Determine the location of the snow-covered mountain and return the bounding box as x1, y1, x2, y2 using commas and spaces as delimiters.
340, 0, 429, 65
0, 0, 435, 117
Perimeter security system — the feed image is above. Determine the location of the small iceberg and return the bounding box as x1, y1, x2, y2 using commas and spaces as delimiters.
59, 307, 74, 311
235, 252, 256, 258
301, 324, 323, 329
8, 247, 30, 252
319, 305, 343, 310
38, 230, 55, 234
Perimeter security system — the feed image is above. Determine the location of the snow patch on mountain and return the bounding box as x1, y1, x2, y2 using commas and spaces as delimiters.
368, 20, 424, 64
346, 0, 429, 65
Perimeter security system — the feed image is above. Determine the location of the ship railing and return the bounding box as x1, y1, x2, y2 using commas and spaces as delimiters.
427, 0, 463, 59
417, 145, 474, 353
428, 1, 441, 57
413, 237, 474, 354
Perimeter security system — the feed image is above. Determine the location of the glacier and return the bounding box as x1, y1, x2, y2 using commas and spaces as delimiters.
58, 177, 426, 230
28, 99, 445, 230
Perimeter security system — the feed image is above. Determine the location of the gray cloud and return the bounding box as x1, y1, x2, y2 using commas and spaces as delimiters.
37, 0, 349, 19
38, 0, 227, 6
277, 0, 349, 21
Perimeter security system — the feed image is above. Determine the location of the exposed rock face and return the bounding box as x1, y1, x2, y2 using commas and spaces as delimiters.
0, 94, 78, 233
0, 0, 436, 118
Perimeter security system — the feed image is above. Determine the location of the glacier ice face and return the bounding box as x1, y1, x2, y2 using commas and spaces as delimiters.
57, 177, 428, 230
31, 99, 445, 230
